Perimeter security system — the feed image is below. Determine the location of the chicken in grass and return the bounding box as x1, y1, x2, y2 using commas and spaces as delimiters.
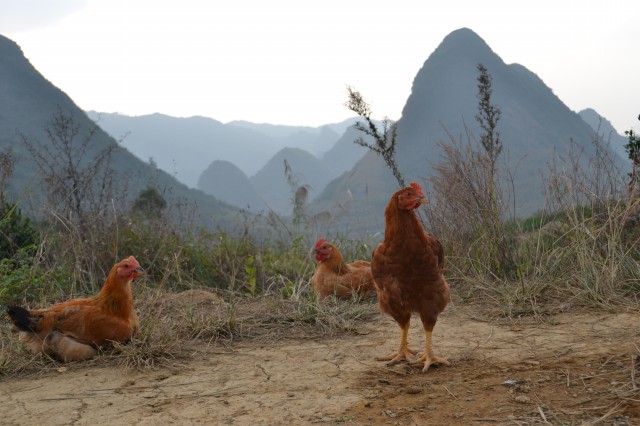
371, 182, 450, 373
311, 238, 376, 301
6, 256, 143, 362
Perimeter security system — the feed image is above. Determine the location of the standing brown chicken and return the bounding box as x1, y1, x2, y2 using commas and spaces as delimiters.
6, 256, 143, 362
311, 238, 376, 300
371, 182, 450, 372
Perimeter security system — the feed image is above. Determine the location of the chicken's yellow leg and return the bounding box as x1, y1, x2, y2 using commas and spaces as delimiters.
376, 321, 416, 365
411, 329, 449, 373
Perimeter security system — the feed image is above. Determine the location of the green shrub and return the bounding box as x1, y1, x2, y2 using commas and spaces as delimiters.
0, 202, 39, 259
0, 246, 71, 306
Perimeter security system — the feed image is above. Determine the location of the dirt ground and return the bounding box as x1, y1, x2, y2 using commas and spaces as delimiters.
1, 301, 639, 425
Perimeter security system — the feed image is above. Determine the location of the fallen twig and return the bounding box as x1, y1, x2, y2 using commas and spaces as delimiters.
255, 363, 270, 380
537, 406, 550, 424
590, 403, 624, 424
443, 385, 457, 399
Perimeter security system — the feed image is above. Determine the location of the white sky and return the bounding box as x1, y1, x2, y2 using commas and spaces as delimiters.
1, 0, 638, 132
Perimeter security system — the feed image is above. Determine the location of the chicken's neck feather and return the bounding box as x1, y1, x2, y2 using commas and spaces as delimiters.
383, 198, 426, 249
93, 271, 135, 317
323, 249, 350, 275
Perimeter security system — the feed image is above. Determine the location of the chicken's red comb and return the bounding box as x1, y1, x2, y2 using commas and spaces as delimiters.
409, 181, 424, 195
314, 238, 327, 249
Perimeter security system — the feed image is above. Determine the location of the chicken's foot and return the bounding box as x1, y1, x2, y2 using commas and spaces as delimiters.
376, 322, 416, 366
411, 329, 449, 373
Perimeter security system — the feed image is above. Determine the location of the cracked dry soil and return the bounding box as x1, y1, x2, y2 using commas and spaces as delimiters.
1, 304, 639, 425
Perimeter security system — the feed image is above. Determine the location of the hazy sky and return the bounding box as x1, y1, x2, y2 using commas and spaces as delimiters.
1, 0, 638, 133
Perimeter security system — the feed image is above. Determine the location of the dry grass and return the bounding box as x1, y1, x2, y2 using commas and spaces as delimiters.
0, 286, 378, 378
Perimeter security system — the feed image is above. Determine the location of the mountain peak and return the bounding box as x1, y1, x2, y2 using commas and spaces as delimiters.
402, 28, 504, 123
441, 27, 485, 45
430, 27, 499, 65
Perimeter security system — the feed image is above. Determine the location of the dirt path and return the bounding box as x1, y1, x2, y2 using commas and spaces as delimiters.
1, 305, 638, 425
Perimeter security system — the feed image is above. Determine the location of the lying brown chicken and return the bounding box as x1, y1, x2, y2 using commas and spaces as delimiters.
311, 238, 376, 300
6, 256, 143, 362
371, 182, 450, 372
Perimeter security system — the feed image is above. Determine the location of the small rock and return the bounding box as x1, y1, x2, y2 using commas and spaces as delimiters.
384, 410, 397, 418
515, 395, 530, 403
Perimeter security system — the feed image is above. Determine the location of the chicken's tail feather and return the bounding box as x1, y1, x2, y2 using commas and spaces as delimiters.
6, 305, 38, 332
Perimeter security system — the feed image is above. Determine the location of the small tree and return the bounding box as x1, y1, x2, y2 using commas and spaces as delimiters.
0, 202, 39, 259
427, 64, 515, 278
132, 186, 167, 219
284, 159, 310, 227
0, 148, 39, 260
475, 63, 507, 273
20, 108, 118, 242
345, 85, 404, 187
0, 149, 14, 201
20, 108, 126, 289
476, 63, 503, 182
624, 114, 640, 199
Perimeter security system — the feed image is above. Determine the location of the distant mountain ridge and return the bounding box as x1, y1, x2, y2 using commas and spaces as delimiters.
89, 112, 371, 214
87, 112, 364, 189
197, 160, 267, 213
2, 29, 629, 235
227, 119, 360, 157
0, 34, 240, 230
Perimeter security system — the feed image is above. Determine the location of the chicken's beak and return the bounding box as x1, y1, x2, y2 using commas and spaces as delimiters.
132, 266, 145, 279
414, 197, 428, 208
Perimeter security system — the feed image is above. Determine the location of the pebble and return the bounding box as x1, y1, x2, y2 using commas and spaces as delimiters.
384, 410, 397, 418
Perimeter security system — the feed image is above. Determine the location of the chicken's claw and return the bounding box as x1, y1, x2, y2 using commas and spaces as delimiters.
376, 346, 417, 365
411, 353, 450, 373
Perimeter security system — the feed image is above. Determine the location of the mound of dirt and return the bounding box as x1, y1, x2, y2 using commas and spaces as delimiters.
154, 288, 229, 318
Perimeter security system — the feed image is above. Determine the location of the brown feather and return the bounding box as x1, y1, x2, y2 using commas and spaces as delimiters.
311, 240, 376, 300
8, 256, 143, 362
372, 186, 450, 330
